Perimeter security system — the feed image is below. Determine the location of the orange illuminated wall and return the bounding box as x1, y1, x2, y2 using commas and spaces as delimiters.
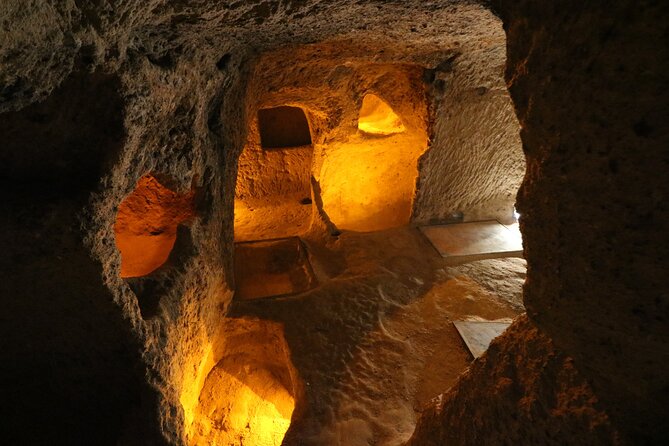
185, 319, 300, 446
114, 174, 194, 278
357, 93, 406, 136
319, 87, 428, 232
234, 106, 314, 242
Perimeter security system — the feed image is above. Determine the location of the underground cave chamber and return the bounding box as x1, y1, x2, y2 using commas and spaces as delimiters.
101, 35, 527, 444
233, 63, 431, 242
9, 1, 663, 444
209, 61, 441, 445
184, 46, 527, 445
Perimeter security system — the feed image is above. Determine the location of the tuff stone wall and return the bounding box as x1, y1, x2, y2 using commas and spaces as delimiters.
410, 1, 669, 444
408, 316, 620, 445
412, 29, 524, 225
503, 2, 669, 442
1, 0, 665, 444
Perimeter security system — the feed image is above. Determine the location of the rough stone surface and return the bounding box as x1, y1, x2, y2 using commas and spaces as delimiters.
449, 257, 526, 312
410, 1, 669, 444
408, 316, 621, 445
413, 34, 524, 224
502, 1, 669, 443
0, 0, 666, 445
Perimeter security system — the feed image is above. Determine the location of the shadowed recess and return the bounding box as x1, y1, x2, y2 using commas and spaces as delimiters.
114, 174, 195, 278
259, 106, 312, 149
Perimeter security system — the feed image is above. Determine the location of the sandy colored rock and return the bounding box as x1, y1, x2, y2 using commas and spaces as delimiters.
0, 0, 666, 445
408, 315, 620, 445
115, 174, 195, 278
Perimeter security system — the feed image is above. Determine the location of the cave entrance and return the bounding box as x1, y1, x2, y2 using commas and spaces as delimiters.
319, 89, 428, 232
233, 104, 319, 302
113, 174, 196, 319
234, 105, 314, 242
232, 64, 431, 305
187, 318, 300, 446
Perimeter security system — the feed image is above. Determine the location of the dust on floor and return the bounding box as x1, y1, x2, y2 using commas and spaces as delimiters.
227, 226, 526, 445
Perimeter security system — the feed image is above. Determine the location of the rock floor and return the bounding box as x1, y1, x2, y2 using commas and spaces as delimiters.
226, 225, 526, 445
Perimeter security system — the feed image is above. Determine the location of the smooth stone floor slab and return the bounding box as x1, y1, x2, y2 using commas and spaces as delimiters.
234, 236, 317, 300
453, 320, 512, 359
419, 220, 523, 261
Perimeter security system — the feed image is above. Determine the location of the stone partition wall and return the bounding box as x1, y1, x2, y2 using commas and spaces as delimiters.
410, 1, 669, 444
412, 32, 524, 225
1, 0, 666, 444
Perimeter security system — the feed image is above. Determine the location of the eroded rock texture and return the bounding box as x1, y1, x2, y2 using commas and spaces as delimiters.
505, 2, 669, 443
409, 316, 620, 445
412, 31, 523, 224
411, 1, 669, 445
0, 0, 666, 445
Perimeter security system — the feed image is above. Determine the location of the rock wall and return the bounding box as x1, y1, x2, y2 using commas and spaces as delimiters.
413, 41, 524, 224
409, 316, 620, 445
2, 0, 665, 444
410, 1, 669, 444
85, 54, 247, 444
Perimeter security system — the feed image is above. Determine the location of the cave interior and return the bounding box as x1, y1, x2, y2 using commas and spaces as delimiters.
0, 1, 667, 445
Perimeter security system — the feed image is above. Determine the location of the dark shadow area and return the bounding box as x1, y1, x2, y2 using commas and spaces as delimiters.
0, 72, 161, 444
226, 228, 446, 443
188, 318, 300, 445
0, 72, 124, 194
0, 191, 158, 445
258, 106, 312, 149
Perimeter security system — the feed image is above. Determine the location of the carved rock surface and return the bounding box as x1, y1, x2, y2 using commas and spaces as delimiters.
408, 316, 620, 446
0, 0, 666, 445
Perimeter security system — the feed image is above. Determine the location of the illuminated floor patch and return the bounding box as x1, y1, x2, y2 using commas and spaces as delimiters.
419, 220, 523, 262
187, 318, 298, 446
453, 320, 512, 359
234, 236, 318, 300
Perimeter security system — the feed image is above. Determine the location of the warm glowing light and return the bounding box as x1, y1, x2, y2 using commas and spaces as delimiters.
234, 197, 313, 242
179, 342, 215, 432
320, 120, 428, 232
185, 319, 299, 446
192, 369, 294, 446
358, 93, 405, 135
234, 110, 314, 241
114, 174, 194, 278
